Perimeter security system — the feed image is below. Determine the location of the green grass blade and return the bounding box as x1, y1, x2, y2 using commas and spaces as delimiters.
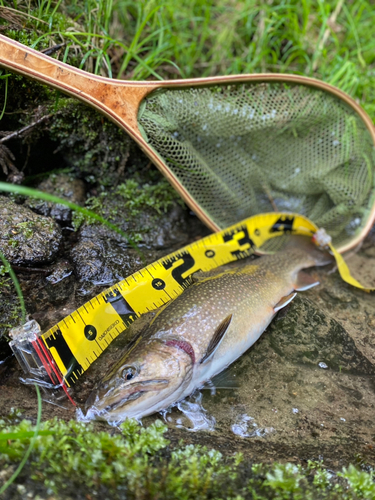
0, 430, 53, 441
0, 75, 8, 121
0, 249, 26, 325
0, 183, 141, 256
0, 385, 42, 495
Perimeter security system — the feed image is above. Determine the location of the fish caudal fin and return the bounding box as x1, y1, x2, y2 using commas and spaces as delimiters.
201, 314, 232, 363
294, 271, 320, 291
274, 292, 297, 312
283, 235, 334, 267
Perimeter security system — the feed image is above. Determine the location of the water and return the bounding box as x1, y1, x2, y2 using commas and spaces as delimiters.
162, 391, 216, 432
231, 413, 274, 438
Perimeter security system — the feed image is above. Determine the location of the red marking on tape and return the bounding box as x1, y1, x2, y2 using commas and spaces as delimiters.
35, 338, 76, 406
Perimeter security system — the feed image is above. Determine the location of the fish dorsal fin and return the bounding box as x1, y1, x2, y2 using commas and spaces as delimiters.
294, 271, 320, 291
200, 314, 232, 364
274, 292, 297, 312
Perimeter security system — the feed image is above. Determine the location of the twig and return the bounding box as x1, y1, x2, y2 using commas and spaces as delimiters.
262, 183, 278, 212
0, 6, 48, 25
11, 265, 52, 275
312, 0, 344, 72
0, 114, 52, 144
41, 44, 66, 56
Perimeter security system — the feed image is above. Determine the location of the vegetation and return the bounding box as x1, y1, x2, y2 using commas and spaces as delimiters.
1, 1, 375, 107
0, 1, 375, 498
1, 409, 375, 499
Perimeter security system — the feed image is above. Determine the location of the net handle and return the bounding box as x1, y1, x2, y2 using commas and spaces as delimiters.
0, 35, 155, 140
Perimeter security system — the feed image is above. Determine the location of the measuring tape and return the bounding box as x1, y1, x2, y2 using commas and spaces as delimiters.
20, 212, 371, 401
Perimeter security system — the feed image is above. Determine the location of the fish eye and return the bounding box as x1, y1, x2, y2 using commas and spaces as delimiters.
122, 366, 137, 381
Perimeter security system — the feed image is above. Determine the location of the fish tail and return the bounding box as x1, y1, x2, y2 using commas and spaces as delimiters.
283, 235, 334, 267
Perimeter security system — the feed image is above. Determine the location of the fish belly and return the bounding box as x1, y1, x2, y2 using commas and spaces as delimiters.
183, 306, 276, 398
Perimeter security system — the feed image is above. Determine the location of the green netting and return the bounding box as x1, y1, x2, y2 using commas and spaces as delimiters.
138, 82, 375, 247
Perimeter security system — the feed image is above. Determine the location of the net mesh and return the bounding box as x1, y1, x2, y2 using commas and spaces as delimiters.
138, 82, 375, 247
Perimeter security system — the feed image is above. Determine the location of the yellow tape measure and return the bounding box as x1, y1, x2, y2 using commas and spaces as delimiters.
39, 212, 370, 388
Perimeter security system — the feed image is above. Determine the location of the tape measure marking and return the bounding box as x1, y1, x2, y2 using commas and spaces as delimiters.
39, 212, 371, 389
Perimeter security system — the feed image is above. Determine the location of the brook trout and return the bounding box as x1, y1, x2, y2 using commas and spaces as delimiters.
86, 237, 331, 423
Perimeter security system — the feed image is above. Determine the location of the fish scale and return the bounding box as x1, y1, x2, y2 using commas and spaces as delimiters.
86, 238, 329, 423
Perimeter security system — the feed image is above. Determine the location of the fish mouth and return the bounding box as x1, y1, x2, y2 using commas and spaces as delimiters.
100, 379, 169, 412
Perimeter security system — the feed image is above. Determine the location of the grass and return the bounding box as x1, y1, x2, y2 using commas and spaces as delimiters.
1, 408, 375, 498
0, 249, 26, 325
1, 1, 375, 113
0, 181, 140, 251
0, 385, 43, 496
0, 2, 375, 496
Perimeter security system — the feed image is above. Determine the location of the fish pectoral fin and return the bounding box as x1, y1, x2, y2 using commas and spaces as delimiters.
274, 292, 297, 312
209, 369, 239, 390
200, 314, 232, 364
294, 271, 320, 291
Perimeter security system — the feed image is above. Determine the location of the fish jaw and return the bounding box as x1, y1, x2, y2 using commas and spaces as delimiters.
85, 340, 194, 422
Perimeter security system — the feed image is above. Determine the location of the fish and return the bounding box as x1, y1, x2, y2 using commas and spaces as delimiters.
85, 236, 332, 423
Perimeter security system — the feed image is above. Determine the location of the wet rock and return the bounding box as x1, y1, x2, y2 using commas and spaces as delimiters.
267, 296, 375, 376
0, 196, 62, 265
70, 239, 143, 298
70, 195, 208, 299
17, 261, 75, 331
79, 196, 197, 250
26, 173, 86, 225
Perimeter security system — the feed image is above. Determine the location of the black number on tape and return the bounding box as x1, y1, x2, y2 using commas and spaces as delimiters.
44, 329, 83, 386
269, 216, 294, 233
223, 225, 255, 259
152, 278, 166, 290
205, 249, 215, 258
84, 324, 97, 341
162, 251, 195, 288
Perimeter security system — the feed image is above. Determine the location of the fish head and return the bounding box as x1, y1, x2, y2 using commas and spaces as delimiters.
85, 338, 194, 423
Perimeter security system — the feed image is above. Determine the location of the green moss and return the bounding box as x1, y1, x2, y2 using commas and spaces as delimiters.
116, 178, 184, 216
47, 100, 132, 186
71, 176, 183, 231
1, 416, 375, 499
14, 222, 34, 239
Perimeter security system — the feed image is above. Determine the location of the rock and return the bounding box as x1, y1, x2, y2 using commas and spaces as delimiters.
267, 296, 375, 376
78, 196, 198, 250
26, 173, 86, 225
70, 239, 143, 298
70, 194, 209, 299
0, 196, 62, 265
